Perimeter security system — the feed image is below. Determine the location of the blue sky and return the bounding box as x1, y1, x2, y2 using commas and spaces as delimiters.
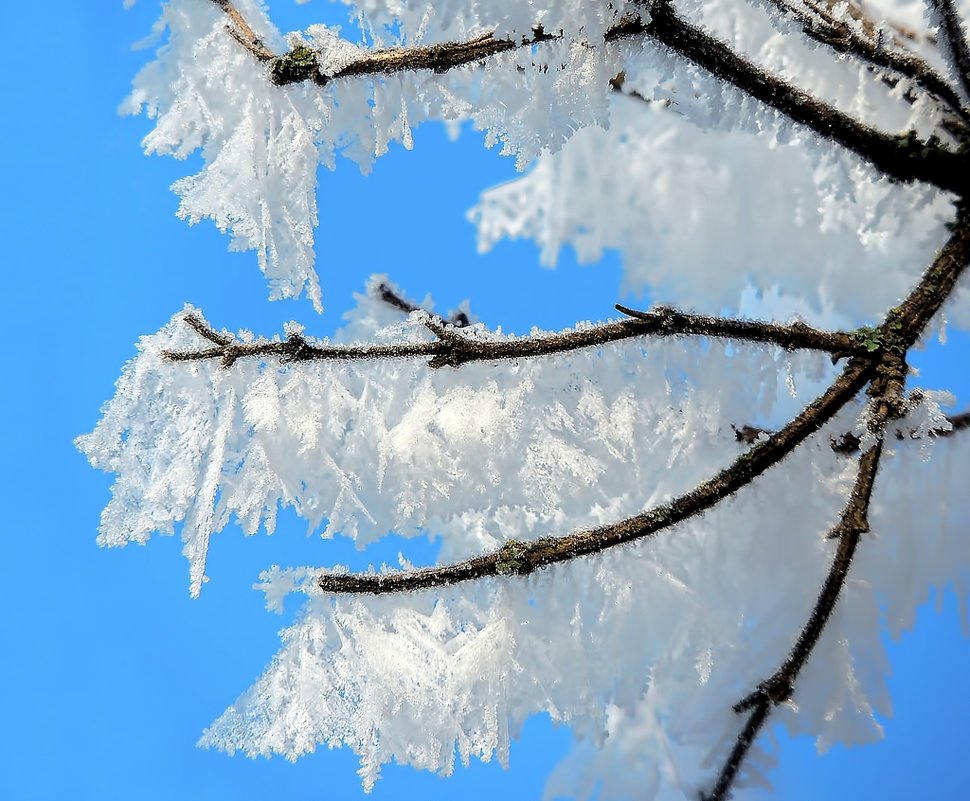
1, 2, 967, 800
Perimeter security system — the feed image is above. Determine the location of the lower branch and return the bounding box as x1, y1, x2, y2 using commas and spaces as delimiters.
317, 356, 875, 594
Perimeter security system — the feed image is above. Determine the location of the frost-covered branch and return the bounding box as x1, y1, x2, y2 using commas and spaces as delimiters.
162, 305, 865, 370
213, 0, 969, 193
702, 207, 970, 799
646, 0, 970, 195
219, 1, 642, 88
211, 0, 273, 61
766, 0, 970, 127
375, 282, 470, 328
925, 0, 970, 107
317, 355, 877, 595
735, 407, 970, 451
704, 437, 886, 801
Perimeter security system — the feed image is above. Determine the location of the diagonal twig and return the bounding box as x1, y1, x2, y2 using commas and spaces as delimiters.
210, 0, 274, 61
316, 355, 878, 595
702, 437, 885, 800
701, 204, 970, 800
925, 0, 970, 107
764, 0, 970, 127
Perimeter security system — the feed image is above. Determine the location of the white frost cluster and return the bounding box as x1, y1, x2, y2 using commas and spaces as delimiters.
126, 0, 970, 317
470, 76, 957, 328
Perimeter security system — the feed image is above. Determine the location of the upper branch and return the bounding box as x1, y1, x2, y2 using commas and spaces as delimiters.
213, 0, 970, 194
161, 306, 865, 369
766, 0, 970, 127
926, 0, 970, 108
645, 0, 970, 195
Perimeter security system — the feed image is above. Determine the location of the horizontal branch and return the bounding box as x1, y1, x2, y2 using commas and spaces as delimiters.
317, 355, 876, 595
161, 306, 865, 369
266, 17, 644, 87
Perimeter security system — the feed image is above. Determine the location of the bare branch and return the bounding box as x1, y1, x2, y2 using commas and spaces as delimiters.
317, 355, 877, 595
161, 305, 866, 370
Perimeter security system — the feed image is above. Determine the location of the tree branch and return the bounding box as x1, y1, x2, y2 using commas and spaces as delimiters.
214, 0, 970, 194
925, 0, 970, 108
645, 0, 970, 196
317, 355, 877, 595
702, 438, 884, 801
161, 305, 865, 369
210, 0, 274, 61
702, 208, 970, 799
375, 282, 470, 327
735, 406, 970, 452
765, 0, 970, 128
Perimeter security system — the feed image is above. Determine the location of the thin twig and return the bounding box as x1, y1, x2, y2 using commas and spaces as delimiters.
702, 438, 884, 801
210, 0, 275, 61
645, 0, 970, 196
376, 282, 470, 327
161, 306, 866, 369
701, 207, 970, 800
735, 407, 970, 452
213, 0, 969, 193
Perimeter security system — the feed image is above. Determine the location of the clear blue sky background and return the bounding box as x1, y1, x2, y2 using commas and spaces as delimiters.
1, 3, 967, 800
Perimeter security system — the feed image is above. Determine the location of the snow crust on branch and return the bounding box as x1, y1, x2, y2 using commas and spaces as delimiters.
125, 0, 965, 313
124, 1, 641, 309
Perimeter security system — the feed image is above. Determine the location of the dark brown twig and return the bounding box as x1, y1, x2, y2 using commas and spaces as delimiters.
160, 306, 866, 370
701, 206, 970, 800
702, 438, 884, 800
645, 0, 970, 196
376, 282, 470, 327
735, 407, 970, 452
